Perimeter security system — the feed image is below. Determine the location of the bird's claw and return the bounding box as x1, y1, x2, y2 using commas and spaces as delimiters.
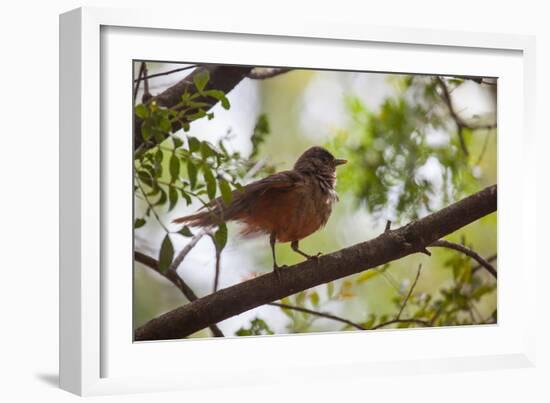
307, 252, 323, 260
273, 264, 287, 282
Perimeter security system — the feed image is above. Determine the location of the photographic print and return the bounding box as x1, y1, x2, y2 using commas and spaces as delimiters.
132, 62, 497, 341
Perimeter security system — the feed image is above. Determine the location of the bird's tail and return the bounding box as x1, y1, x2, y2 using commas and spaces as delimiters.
172, 198, 236, 228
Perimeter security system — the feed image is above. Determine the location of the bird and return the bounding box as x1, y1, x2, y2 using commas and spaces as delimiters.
173, 146, 347, 277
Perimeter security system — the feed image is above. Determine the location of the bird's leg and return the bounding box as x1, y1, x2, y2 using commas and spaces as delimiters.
291, 240, 322, 261
270, 232, 284, 281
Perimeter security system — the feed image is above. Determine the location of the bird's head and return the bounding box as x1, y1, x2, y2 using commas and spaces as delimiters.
293, 146, 347, 174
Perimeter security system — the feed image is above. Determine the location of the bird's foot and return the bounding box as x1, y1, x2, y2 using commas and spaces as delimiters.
273, 264, 287, 282
306, 252, 323, 261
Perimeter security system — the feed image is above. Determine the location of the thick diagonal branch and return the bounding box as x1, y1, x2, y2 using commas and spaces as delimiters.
134, 251, 224, 337
135, 185, 497, 341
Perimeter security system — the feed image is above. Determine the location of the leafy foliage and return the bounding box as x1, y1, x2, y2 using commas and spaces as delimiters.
250, 114, 270, 158
134, 69, 271, 255
327, 76, 483, 221
279, 242, 496, 333
235, 318, 274, 336
134, 65, 497, 338
158, 234, 174, 274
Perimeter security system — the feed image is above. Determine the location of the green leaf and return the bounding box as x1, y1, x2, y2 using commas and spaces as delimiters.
168, 186, 178, 211
134, 218, 146, 228
154, 148, 163, 164
213, 223, 228, 251
220, 97, 230, 110
141, 120, 153, 141
218, 178, 232, 204
448, 78, 465, 86
179, 188, 192, 205
172, 136, 183, 149
296, 291, 306, 307
327, 282, 335, 299
178, 226, 194, 237
203, 165, 216, 200
187, 160, 197, 189
158, 234, 174, 274
200, 141, 217, 160
146, 182, 160, 197
186, 101, 211, 109
135, 104, 149, 119
137, 170, 153, 188
235, 318, 273, 336
159, 115, 172, 132
169, 153, 180, 183
187, 109, 207, 121
154, 189, 167, 206
279, 297, 294, 318
309, 291, 320, 307
193, 69, 210, 92
188, 137, 201, 153
204, 89, 231, 110
250, 114, 270, 158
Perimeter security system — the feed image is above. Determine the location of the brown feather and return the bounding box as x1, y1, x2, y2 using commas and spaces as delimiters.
173, 146, 343, 244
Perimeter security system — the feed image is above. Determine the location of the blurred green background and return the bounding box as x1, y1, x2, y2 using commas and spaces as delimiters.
133, 63, 497, 338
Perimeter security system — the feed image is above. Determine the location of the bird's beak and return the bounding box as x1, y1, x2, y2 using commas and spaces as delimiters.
334, 158, 348, 166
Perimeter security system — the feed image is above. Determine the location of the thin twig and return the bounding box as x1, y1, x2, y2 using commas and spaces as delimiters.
436, 76, 469, 155
134, 173, 170, 233
268, 302, 366, 330
430, 240, 497, 278
133, 65, 198, 82
472, 254, 497, 275
169, 229, 208, 273
370, 318, 431, 330
396, 264, 422, 320
141, 63, 152, 103
213, 247, 221, 293
435, 76, 497, 156
134, 250, 224, 337
133, 62, 146, 104
246, 67, 293, 80
243, 158, 267, 181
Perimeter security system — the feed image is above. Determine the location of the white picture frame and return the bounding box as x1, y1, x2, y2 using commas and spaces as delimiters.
60, 6, 537, 396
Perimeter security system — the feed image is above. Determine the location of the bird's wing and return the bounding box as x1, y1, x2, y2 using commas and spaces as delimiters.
244, 170, 304, 195
172, 170, 303, 226
223, 170, 304, 219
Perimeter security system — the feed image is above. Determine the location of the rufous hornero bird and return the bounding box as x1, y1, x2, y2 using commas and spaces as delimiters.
173, 146, 347, 278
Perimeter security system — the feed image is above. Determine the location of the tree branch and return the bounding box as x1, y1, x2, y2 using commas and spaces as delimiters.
135, 184, 497, 341
134, 250, 224, 337
169, 229, 208, 273
246, 67, 293, 80
134, 65, 253, 152
370, 318, 431, 330
429, 240, 497, 278
472, 254, 497, 275
435, 77, 497, 156
133, 65, 198, 82
133, 62, 146, 104
267, 302, 367, 331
